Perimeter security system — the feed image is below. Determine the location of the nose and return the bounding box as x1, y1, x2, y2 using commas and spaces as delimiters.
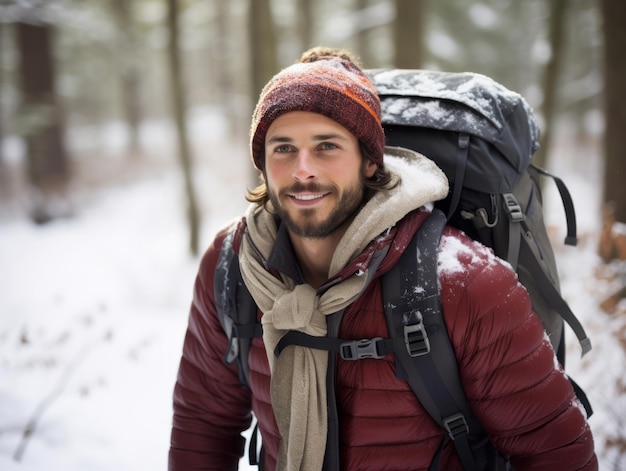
292, 148, 315, 181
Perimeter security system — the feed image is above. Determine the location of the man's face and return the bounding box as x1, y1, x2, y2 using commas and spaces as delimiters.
264, 111, 377, 239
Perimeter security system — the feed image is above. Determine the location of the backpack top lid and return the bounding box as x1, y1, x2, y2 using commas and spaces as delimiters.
366, 69, 541, 187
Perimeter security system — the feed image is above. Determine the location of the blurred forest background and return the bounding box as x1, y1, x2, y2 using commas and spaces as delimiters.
0, 0, 625, 256
2, 1, 626, 469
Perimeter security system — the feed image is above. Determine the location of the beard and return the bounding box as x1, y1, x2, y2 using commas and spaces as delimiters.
269, 179, 366, 239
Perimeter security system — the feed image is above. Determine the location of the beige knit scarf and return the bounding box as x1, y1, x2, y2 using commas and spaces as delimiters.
238, 148, 448, 470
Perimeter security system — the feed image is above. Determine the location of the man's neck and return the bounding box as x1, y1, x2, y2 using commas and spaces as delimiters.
289, 229, 345, 289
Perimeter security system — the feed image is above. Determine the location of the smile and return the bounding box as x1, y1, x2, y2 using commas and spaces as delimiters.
290, 193, 327, 201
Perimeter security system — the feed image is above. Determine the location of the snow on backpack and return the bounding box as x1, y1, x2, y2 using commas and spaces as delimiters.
213, 69, 593, 470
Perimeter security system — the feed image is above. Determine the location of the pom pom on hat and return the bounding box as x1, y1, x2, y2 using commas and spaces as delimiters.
250, 49, 384, 171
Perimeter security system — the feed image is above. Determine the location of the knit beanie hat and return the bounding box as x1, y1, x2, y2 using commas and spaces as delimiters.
250, 50, 385, 171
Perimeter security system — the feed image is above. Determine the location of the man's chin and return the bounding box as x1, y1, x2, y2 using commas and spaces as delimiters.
285, 221, 327, 239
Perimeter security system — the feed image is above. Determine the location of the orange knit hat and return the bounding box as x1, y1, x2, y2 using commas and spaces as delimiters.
250, 51, 384, 171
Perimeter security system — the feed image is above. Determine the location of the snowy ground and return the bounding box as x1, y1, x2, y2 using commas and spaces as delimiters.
0, 115, 625, 469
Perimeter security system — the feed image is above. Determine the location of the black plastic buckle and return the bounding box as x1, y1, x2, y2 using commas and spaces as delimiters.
340, 338, 385, 360
404, 312, 430, 357
503, 193, 525, 222
443, 413, 469, 440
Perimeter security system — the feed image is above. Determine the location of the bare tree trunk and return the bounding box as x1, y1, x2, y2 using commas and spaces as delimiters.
0, 23, 10, 203
15, 21, 70, 223
166, 0, 201, 256
355, 0, 376, 67
213, 1, 240, 139
600, 0, 626, 223
0, 23, 4, 164
248, 0, 278, 184
393, 0, 426, 68
533, 0, 567, 171
298, 0, 314, 50
111, 0, 143, 156
214, 1, 231, 107
248, 0, 278, 100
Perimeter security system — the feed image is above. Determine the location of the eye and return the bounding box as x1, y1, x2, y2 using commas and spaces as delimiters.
319, 142, 338, 151
273, 144, 295, 154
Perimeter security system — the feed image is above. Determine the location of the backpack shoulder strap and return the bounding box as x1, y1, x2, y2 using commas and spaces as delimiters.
214, 225, 260, 389
382, 209, 491, 471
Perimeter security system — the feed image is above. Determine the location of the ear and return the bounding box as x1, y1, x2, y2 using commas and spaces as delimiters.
364, 159, 378, 178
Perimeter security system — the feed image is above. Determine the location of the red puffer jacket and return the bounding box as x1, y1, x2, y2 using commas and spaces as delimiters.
169, 210, 597, 471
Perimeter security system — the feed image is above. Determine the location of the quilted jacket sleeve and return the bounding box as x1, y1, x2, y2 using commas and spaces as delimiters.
439, 229, 597, 470
169, 226, 253, 470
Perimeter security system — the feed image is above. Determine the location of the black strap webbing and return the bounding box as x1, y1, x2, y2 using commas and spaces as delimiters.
570, 377, 594, 418
447, 134, 470, 220
530, 164, 578, 246
519, 236, 592, 357
274, 330, 395, 360
502, 192, 524, 270
248, 421, 261, 467
382, 210, 483, 471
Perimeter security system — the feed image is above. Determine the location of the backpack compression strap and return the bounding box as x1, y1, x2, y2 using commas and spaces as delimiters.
486, 166, 590, 358
447, 134, 470, 220
382, 209, 486, 471
518, 234, 592, 358
509, 166, 591, 358
530, 164, 577, 246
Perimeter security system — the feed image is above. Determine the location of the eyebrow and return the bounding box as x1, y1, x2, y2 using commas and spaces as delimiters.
266, 136, 293, 145
313, 133, 348, 142
266, 133, 348, 145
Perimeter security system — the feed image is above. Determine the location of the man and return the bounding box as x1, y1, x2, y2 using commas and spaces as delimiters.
169, 47, 597, 470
